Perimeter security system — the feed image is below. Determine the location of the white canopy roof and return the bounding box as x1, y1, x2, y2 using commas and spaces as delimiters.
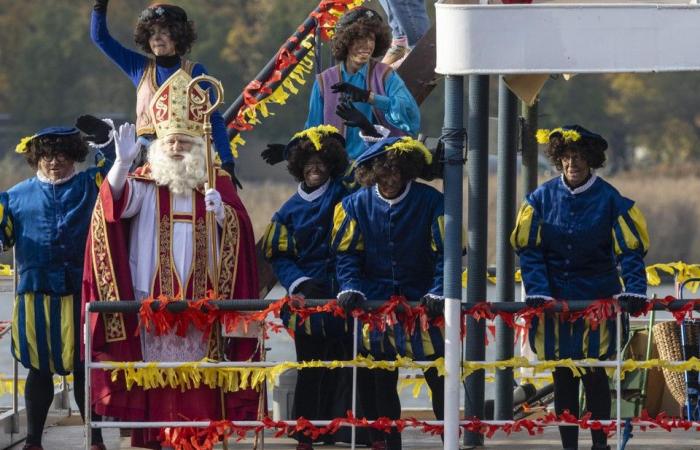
435, 1, 700, 74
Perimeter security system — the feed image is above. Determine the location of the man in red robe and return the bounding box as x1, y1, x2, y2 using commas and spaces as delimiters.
82, 69, 259, 449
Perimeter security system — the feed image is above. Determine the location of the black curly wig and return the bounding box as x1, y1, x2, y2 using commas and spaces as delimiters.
134, 5, 197, 56
23, 134, 89, 169
286, 135, 349, 182
355, 150, 426, 187
544, 134, 607, 172
331, 9, 391, 62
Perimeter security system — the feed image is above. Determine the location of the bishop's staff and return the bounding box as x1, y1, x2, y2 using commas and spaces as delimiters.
186, 75, 231, 450
187, 74, 224, 293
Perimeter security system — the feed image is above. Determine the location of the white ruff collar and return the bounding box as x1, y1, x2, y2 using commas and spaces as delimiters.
375, 180, 412, 206
561, 172, 597, 195
36, 169, 77, 185
297, 178, 330, 202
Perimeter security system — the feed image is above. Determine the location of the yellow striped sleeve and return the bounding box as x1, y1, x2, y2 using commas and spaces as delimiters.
431, 215, 446, 252
613, 205, 649, 255
0, 194, 14, 247
262, 221, 294, 260
511, 202, 540, 250
262, 223, 275, 260
332, 203, 364, 252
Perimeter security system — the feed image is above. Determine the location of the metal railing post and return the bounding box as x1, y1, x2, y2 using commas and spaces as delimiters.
616, 309, 622, 450
84, 303, 91, 450
464, 74, 489, 448
442, 74, 466, 450
351, 316, 358, 450
494, 76, 518, 421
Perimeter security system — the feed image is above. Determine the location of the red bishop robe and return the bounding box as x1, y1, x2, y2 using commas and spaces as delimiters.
82, 165, 260, 449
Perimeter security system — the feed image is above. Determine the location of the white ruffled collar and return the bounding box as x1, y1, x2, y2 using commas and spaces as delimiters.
375, 180, 412, 206
297, 178, 330, 202
36, 169, 77, 186
560, 172, 597, 195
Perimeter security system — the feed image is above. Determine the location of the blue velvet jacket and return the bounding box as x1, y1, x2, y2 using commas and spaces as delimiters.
332, 181, 444, 301
0, 152, 113, 295
512, 174, 649, 300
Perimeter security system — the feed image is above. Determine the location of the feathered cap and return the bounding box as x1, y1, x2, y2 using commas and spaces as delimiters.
536, 125, 608, 151
354, 136, 432, 167
15, 127, 80, 154
284, 125, 345, 160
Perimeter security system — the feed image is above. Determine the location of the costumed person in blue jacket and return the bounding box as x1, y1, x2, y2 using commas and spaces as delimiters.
511, 125, 649, 450
90, 0, 238, 181
0, 117, 114, 450
262, 7, 420, 165
263, 125, 358, 450
332, 137, 445, 450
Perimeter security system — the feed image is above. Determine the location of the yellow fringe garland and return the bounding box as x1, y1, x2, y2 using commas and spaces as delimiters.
462, 261, 698, 291
0, 264, 12, 277
103, 355, 700, 394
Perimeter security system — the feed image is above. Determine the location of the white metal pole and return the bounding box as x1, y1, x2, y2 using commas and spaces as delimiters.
351, 316, 358, 449
616, 310, 622, 450
444, 296, 461, 450
84, 303, 91, 450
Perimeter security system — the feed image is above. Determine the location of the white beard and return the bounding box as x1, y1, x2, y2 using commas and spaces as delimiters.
148, 137, 208, 195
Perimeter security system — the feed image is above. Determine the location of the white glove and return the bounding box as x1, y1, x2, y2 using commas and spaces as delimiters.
205, 187, 225, 226
107, 123, 140, 199
114, 123, 139, 165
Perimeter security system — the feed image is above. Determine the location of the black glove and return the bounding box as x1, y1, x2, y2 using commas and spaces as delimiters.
94, 0, 109, 13
261, 143, 286, 166
293, 279, 328, 300
221, 162, 242, 189
618, 294, 648, 315
420, 294, 444, 318
331, 82, 371, 103
336, 99, 380, 137
337, 291, 365, 313
75, 115, 112, 146
525, 296, 551, 309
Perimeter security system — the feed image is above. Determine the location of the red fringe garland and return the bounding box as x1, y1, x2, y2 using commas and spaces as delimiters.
229, 0, 362, 132
158, 409, 700, 449
137, 295, 699, 343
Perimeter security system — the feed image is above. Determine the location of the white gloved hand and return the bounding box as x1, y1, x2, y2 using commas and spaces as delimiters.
107, 123, 140, 199
114, 123, 139, 166
204, 187, 225, 226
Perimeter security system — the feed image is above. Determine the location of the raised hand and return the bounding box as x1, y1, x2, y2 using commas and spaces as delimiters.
261, 143, 286, 166
336, 99, 380, 137
113, 123, 139, 165
331, 82, 371, 103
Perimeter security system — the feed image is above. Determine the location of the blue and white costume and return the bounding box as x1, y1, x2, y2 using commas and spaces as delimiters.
0, 140, 113, 374
512, 174, 649, 360
332, 181, 445, 359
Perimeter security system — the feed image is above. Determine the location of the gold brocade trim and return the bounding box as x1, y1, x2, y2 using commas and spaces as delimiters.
192, 216, 208, 298
153, 189, 176, 297
90, 200, 126, 342
217, 205, 240, 299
